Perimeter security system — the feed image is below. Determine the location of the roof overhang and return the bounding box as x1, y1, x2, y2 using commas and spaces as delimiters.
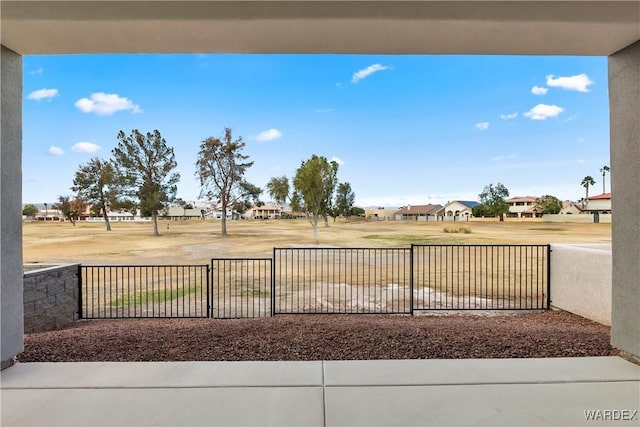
1, 1, 639, 56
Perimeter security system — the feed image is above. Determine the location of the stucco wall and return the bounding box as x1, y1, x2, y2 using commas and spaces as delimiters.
23, 264, 80, 333
1, 45, 23, 368
550, 244, 611, 325
543, 214, 611, 223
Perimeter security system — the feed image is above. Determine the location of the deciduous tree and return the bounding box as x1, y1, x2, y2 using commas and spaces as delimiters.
112, 129, 180, 236
196, 128, 260, 235
292, 155, 339, 243
335, 182, 356, 221
22, 204, 38, 218
52, 195, 86, 225
534, 195, 563, 215
266, 176, 290, 209
478, 183, 510, 221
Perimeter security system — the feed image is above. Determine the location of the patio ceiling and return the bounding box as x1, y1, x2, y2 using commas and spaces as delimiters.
1, 1, 639, 56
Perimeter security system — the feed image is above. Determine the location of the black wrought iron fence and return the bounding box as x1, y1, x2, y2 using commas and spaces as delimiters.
412, 244, 550, 310
79, 245, 550, 319
273, 248, 412, 314
80, 265, 209, 319
211, 258, 272, 318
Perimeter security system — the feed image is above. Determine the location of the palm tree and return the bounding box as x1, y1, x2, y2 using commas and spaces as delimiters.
581, 176, 596, 209
600, 165, 610, 194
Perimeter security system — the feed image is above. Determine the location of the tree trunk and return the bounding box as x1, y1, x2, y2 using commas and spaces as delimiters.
221, 201, 228, 236
102, 207, 112, 231
324, 214, 329, 227
602, 174, 606, 194
152, 211, 159, 236
312, 214, 319, 244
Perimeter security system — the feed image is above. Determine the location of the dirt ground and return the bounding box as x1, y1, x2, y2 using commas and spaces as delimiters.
18, 311, 614, 362
23, 218, 611, 265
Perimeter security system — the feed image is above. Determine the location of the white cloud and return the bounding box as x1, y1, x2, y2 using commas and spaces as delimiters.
72, 142, 101, 153
48, 146, 64, 156
475, 122, 490, 131
26, 88, 59, 101
28, 67, 44, 75
351, 64, 390, 84
75, 92, 142, 115
546, 73, 594, 92
254, 128, 282, 142
500, 112, 518, 120
331, 156, 345, 165
524, 104, 564, 120
316, 108, 333, 113
531, 86, 548, 95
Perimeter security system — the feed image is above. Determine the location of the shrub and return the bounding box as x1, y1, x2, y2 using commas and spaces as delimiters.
443, 226, 472, 234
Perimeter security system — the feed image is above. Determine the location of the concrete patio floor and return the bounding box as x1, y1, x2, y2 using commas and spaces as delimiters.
1, 357, 639, 426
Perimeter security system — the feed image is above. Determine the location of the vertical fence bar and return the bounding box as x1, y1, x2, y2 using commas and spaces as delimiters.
77, 265, 83, 319
546, 244, 551, 309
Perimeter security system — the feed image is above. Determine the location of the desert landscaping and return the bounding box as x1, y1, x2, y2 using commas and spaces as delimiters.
23, 218, 611, 265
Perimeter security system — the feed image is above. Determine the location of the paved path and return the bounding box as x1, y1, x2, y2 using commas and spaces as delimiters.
1, 357, 639, 426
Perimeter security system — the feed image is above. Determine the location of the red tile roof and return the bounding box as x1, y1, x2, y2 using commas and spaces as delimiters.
588, 193, 611, 200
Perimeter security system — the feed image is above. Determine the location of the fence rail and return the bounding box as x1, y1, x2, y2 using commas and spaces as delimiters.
79, 245, 550, 319
80, 265, 209, 319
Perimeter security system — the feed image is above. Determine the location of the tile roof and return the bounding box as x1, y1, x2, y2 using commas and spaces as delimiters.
394, 204, 443, 215
588, 193, 611, 200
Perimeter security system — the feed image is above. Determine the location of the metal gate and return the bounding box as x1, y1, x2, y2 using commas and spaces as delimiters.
210, 258, 272, 318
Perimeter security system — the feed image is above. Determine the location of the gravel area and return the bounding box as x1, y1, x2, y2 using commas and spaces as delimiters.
18, 311, 614, 362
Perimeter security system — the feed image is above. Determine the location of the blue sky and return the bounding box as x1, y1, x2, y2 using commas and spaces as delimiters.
23, 54, 610, 207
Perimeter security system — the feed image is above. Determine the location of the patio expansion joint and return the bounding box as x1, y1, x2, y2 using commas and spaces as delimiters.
323, 379, 640, 388
1, 384, 324, 391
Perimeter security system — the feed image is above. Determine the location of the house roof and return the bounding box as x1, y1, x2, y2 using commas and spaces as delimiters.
454, 201, 480, 209
394, 204, 442, 215
506, 196, 538, 203
588, 193, 612, 200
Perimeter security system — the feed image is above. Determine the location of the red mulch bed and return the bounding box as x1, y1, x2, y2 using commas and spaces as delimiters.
18, 311, 614, 362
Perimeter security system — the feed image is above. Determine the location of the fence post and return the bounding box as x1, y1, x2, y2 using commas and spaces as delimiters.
206, 264, 211, 318
546, 244, 552, 310
271, 248, 276, 317
77, 264, 83, 320
409, 245, 414, 315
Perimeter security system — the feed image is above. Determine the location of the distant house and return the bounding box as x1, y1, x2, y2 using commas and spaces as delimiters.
506, 196, 540, 218
586, 193, 612, 214
441, 201, 479, 219
559, 200, 584, 215
364, 207, 401, 221
394, 204, 442, 221
245, 205, 282, 219
165, 207, 203, 220
204, 207, 242, 220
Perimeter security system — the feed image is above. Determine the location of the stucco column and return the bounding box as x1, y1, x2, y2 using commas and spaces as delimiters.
1, 45, 24, 368
609, 40, 640, 360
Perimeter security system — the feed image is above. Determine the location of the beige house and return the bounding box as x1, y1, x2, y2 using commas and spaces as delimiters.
506, 196, 539, 218
586, 193, 612, 214
394, 204, 442, 221
559, 201, 584, 215
441, 201, 479, 219
245, 205, 282, 219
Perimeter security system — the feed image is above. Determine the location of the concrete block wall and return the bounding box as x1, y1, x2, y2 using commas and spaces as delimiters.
23, 264, 80, 333
550, 244, 611, 325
